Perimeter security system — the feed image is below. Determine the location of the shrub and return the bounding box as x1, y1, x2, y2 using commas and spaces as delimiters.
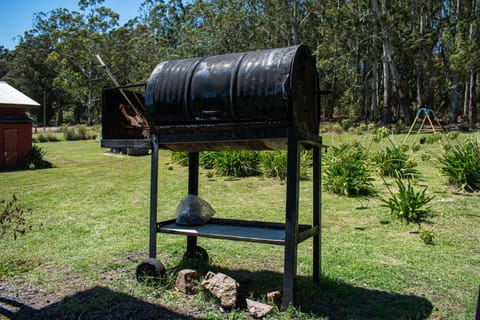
438, 139, 480, 192
200, 152, 217, 169
340, 118, 353, 131
62, 125, 96, 141
212, 151, 261, 177
261, 151, 288, 179
380, 176, 434, 226
171, 152, 189, 166
420, 228, 435, 245
24, 145, 52, 169
0, 194, 34, 240
323, 142, 375, 196
372, 146, 419, 178
332, 123, 344, 133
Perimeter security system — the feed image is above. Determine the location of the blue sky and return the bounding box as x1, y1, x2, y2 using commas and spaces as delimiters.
0, 0, 144, 50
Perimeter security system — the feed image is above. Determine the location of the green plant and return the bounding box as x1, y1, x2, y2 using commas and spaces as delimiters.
24, 145, 52, 169
438, 139, 480, 192
171, 151, 189, 166
372, 146, 419, 178
62, 125, 95, 141
380, 176, 434, 226
340, 118, 353, 131
261, 151, 287, 179
420, 228, 435, 245
212, 151, 261, 177
200, 151, 217, 169
0, 194, 34, 240
323, 142, 375, 196
331, 122, 343, 133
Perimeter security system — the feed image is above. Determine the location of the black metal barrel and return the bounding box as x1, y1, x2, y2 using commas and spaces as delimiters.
145, 45, 319, 135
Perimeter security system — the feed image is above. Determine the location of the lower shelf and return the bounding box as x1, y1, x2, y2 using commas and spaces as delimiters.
156, 218, 318, 245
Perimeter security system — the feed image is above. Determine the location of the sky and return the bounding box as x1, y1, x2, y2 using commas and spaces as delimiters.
0, 0, 144, 50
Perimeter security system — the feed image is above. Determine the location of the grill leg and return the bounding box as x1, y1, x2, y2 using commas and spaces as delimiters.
149, 135, 159, 259
313, 144, 321, 282
187, 152, 199, 254
282, 129, 300, 310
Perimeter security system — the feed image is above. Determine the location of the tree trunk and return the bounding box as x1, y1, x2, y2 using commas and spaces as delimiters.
468, 70, 477, 124
382, 44, 392, 124
451, 74, 459, 123
464, 78, 470, 119
371, 62, 379, 121
417, 4, 425, 109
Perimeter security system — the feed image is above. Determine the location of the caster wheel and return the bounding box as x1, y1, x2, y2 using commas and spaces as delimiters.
136, 258, 166, 282
183, 246, 209, 263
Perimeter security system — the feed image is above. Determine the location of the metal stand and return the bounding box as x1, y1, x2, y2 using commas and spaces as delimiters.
144, 128, 321, 309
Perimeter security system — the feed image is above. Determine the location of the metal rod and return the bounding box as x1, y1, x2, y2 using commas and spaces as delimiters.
476, 284, 480, 320
149, 135, 159, 259
282, 128, 300, 310
96, 54, 140, 116
313, 144, 321, 282
187, 152, 200, 253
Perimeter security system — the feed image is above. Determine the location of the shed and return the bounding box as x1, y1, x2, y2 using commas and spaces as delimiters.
0, 81, 40, 169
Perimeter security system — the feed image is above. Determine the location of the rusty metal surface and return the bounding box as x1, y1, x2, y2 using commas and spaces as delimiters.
101, 85, 150, 140
145, 45, 319, 134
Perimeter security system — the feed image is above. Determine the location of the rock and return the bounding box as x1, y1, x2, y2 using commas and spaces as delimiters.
246, 298, 273, 318
266, 290, 282, 308
175, 269, 200, 295
201, 271, 239, 309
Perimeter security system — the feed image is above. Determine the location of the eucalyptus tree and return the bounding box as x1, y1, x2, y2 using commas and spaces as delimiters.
3, 34, 57, 126
31, 0, 120, 125
0, 46, 14, 79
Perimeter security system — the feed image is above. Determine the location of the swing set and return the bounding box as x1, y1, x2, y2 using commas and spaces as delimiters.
402, 108, 445, 146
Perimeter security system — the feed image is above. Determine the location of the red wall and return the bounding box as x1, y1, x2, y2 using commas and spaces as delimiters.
0, 118, 33, 170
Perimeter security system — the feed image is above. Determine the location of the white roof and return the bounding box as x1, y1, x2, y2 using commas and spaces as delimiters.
0, 81, 40, 108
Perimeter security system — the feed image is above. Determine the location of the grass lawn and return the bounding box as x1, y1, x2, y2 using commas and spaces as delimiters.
0, 132, 479, 319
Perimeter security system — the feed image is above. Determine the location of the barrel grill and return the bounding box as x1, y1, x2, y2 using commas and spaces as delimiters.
102, 45, 320, 150
100, 45, 323, 309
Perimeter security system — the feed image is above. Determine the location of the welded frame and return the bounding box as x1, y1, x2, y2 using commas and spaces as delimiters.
146, 127, 322, 309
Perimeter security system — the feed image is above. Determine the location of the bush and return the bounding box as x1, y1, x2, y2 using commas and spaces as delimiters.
340, 118, 353, 131
372, 146, 419, 178
323, 142, 375, 196
62, 125, 96, 141
420, 228, 435, 245
380, 176, 434, 226
438, 139, 480, 192
261, 151, 288, 179
212, 151, 261, 177
171, 152, 189, 166
0, 194, 34, 240
24, 145, 52, 169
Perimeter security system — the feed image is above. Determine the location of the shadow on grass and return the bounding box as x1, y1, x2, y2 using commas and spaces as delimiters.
0, 286, 195, 320
202, 266, 434, 320
0, 269, 433, 320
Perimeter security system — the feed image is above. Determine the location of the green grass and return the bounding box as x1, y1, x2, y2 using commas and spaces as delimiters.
1, 133, 479, 319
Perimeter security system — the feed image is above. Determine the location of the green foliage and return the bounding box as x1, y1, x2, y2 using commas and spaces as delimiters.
372, 146, 419, 178
211, 151, 261, 177
62, 125, 96, 141
24, 145, 52, 169
420, 228, 436, 245
0, 194, 34, 240
33, 133, 60, 143
438, 139, 480, 192
323, 142, 375, 196
340, 118, 354, 131
261, 151, 287, 180
380, 176, 434, 226
171, 151, 189, 166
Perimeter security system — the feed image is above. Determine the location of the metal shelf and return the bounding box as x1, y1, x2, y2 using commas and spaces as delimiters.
157, 218, 318, 245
